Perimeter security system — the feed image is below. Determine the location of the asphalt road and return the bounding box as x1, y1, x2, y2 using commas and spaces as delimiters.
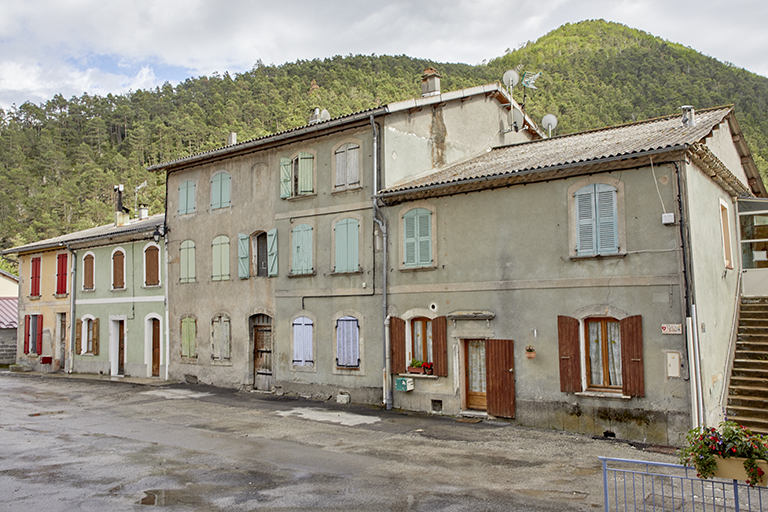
0, 372, 678, 511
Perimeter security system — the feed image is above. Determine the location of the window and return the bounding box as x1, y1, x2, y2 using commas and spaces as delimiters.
254, 232, 268, 277
83, 253, 95, 290
267, 229, 278, 277
557, 315, 644, 396
291, 224, 313, 275
179, 240, 196, 283
24, 314, 43, 354
181, 317, 197, 358
144, 244, 160, 286
30, 256, 41, 296
720, 199, 734, 269
212, 236, 230, 281
280, 152, 314, 198
336, 316, 360, 368
389, 316, 448, 376
292, 316, 313, 366
75, 317, 100, 355
179, 180, 196, 215
210, 172, 231, 210
238, 233, 249, 279
211, 315, 230, 360
334, 218, 359, 273
335, 143, 360, 189
56, 253, 68, 295
575, 184, 619, 256
403, 208, 432, 268
112, 250, 125, 289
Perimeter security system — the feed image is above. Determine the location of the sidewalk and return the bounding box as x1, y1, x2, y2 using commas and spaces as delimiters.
1, 367, 174, 386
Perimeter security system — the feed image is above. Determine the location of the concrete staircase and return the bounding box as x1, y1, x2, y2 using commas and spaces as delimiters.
726, 297, 768, 435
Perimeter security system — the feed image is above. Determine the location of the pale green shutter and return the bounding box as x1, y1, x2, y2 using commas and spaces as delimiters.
404, 211, 417, 266
335, 219, 347, 272
220, 173, 231, 207
221, 317, 231, 359
221, 237, 230, 279
576, 186, 596, 256
187, 181, 196, 212
180, 241, 189, 282
212, 237, 221, 280
335, 218, 359, 272
416, 210, 431, 266
212, 236, 229, 281
181, 318, 191, 357
298, 152, 313, 194
596, 184, 618, 254
188, 241, 196, 282
292, 224, 313, 274
335, 147, 346, 187
211, 173, 221, 209
179, 181, 188, 214
238, 234, 250, 279
267, 228, 278, 277
347, 144, 359, 185
280, 158, 292, 198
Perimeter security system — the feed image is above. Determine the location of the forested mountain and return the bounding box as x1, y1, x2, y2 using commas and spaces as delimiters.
2, 19, 768, 267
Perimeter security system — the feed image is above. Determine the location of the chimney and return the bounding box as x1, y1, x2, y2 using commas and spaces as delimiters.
227, 132, 237, 145
308, 107, 321, 125
138, 205, 149, 220
114, 184, 129, 227
421, 68, 441, 97
680, 105, 696, 127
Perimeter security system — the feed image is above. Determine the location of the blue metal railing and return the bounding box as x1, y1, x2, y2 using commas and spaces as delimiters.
600, 456, 767, 511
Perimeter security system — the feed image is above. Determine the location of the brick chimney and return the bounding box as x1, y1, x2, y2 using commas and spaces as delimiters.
421, 68, 441, 97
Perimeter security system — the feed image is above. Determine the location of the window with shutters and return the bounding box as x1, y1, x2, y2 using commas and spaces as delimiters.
720, 199, 734, 269
178, 180, 196, 215
292, 316, 314, 367
180, 316, 197, 359
291, 224, 313, 275
211, 315, 230, 361
82, 253, 95, 290
55, 253, 68, 295
389, 315, 448, 376
280, 151, 314, 198
30, 256, 41, 297
253, 232, 268, 277
144, 243, 160, 286
401, 206, 435, 269
212, 236, 230, 281
237, 233, 250, 279
75, 316, 99, 355
24, 314, 43, 354
334, 142, 360, 190
557, 314, 644, 397
179, 240, 196, 283
334, 217, 360, 273
569, 179, 625, 258
210, 172, 231, 210
112, 249, 125, 290
336, 315, 360, 368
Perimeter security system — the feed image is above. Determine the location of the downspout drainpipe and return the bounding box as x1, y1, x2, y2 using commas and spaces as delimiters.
370, 114, 392, 410
163, 170, 170, 382
67, 245, 77, 373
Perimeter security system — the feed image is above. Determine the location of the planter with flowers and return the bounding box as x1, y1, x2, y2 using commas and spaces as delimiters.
678, 421, 768, 486
407, 359, 424, 374
525, 345, 536, 359
421, 362, 434, 375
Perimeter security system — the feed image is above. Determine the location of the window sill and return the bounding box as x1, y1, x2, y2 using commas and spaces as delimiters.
331, 185, 362, 195
330, 270, 363, 276
211, 277, 231, 282
178, 211, 197, 217
288, 271, 316, 278
81, 288, 96, 293
111, 287, 127, 292
29, 295, 41, 301
179, 279, 197, 284
399, 264, 437, 272
574, 390, 631, 400
336, 366, 360, 371
143, 284, 162, 289
54, 293, 69, 299
397, 373, 438, 380
570, 252, 626, 261
284, 193, 317, 201
210, 206, 232, 212
211, 359, 233, 366
180, 357, 198, 364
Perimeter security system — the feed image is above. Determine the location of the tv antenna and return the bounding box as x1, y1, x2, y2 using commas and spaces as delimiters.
502, 66, 542, 132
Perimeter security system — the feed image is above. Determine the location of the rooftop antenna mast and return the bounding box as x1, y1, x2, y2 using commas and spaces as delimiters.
134, 180, 147, 217
502, 65, 557, 137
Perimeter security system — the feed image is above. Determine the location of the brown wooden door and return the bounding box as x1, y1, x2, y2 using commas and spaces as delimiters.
252, 314, 273, 390
151, 319, 160, 377
465, 340, 487, 410
486, 339, 515, 419
118, 321, 125, 375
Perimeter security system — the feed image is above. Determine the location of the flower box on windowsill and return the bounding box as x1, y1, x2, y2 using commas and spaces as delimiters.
407, 366, 424, 374
713, 457, 768, 486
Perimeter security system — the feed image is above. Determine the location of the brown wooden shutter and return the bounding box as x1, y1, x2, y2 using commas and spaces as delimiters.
486, 339, 515, 419
390, 316, 406, 374
24, 315, 30, 354
620, 315, 644, 397
92, 318, 100, 356
84, 255, 94, 290
558, 315, 582, 392
113, 252, 124, 289
145, 246, 159, 286
36, 315, 43, 354
432, 316, 448, 377
75, 319, 82, 354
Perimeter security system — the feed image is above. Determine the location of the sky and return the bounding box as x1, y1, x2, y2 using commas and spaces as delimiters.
1, 0, 767, 111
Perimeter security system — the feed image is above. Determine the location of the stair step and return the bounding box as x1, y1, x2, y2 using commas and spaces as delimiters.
727, 395, 768, 408
737, 334, 768, 342
726, 405, 768, 421
728, 385, 768, 398
731, 367, 768, 379
739, 326, 768, 334
733, 350, 768, 360
736, 343, 768, 353
739, 318, 768, 326
733, 358, 768, 369
726, 416, 768, 435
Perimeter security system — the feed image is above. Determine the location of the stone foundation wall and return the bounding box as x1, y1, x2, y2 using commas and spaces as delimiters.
0, 328, 17, 364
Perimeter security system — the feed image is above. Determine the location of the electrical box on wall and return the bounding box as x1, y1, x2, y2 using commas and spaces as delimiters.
666, 351, 681, 378
662, 213, 675, 225
395, 377, 414, 392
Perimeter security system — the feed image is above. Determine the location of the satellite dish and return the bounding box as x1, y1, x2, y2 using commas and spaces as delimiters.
503, 69, 519, 89
320, 109, 331, 122
542, 113, 558, 136
510, 107, 525, 132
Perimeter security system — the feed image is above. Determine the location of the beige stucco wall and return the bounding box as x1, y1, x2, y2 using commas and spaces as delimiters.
0, 273, 18, 297
704, 120, 750, 186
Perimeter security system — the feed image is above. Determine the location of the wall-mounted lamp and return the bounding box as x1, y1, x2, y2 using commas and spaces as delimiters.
152, 227, 164, 243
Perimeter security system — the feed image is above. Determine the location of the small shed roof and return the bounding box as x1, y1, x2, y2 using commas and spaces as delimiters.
0, 297, 18, 329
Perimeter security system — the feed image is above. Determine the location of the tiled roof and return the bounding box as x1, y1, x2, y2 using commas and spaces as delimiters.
0, 297, 18, 329
381, 106, 734, 196
2, 214, 164, 255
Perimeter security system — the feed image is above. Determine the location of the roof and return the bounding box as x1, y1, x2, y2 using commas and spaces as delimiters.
0, 269, 18, 283
0, 297, 18, 329
148, 83, 538, 173
379, 106, 764, 202
1, 214, 164, 256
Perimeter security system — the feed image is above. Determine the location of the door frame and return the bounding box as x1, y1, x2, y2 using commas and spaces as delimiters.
144, 314, 163, 377
109, 315, 127, 376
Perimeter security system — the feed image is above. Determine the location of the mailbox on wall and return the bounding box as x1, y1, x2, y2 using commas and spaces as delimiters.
395, 377, 414, 392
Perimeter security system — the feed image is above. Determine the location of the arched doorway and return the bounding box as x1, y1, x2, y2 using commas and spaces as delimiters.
250, 314, 273, 390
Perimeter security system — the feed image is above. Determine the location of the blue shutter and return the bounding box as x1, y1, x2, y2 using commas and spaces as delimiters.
336, 316, 359, 367
298, 152, 313, 194
293, 317, 313, 365
280, 158, 292, 198
347, 218, 359, 271
595, 184, 619, 254
267, 228, 278, 277
211, 173, 221, 209
416, 210, 431, 266
404, 209, 431, 267
575, 186, 596, 256
404, 211, 417, 266
238, 234, 250, 279
179, 181, 188, 214
221, 173, 231, 207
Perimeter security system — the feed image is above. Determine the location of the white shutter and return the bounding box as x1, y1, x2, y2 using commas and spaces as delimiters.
576, 186, 596, 255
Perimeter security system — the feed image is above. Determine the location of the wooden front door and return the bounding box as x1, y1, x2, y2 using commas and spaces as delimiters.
151, 319, 160, 377
253, 315, 273, 390
486, 339, 515, 419
465, 339, 487, 410
118, 320, 125, 375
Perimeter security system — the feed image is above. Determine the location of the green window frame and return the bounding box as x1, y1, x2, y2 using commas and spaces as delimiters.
403, 208, 432, 267
179, 240, 196, 283
211, 172, 231, 210
334, 218, 359, 273
291, 224, 313, 275
212, 235, 230, 281
179, 180, 196, 214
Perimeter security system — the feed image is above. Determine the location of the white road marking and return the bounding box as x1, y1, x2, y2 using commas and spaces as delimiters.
276, 407, 380, 426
